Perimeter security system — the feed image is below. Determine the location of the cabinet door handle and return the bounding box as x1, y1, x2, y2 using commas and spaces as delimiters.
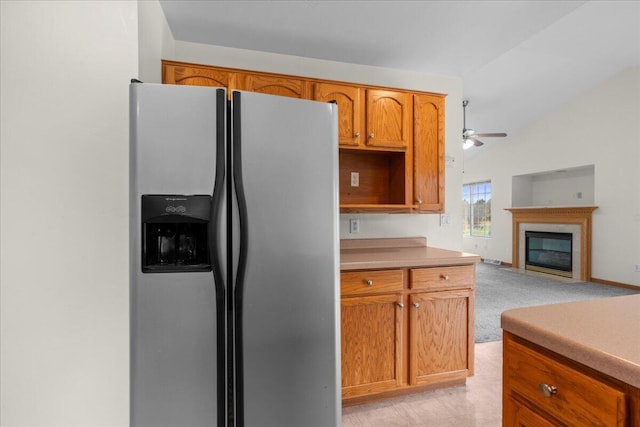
369, 133, 375, 139
416, 198, 423, 204
354, 132, 360, 138
365, 279, 373, 286
397, 302, 404, 308
413, 302, 420, 309
441, 275, 450, 281
539, 383, 558, 397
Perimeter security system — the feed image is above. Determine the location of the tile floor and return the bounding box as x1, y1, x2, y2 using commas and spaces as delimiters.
342, 341, 503, 427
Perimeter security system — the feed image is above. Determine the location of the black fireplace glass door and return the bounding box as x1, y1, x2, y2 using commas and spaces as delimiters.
525, 231, 572, 272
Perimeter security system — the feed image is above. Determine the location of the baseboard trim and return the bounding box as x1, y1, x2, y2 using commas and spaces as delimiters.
480, 260, 638, 290
480, 258, 512, 267
591, 277, 640, 291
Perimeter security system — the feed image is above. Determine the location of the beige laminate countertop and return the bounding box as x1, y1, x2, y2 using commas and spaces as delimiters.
502, 294, 640, 388
340, 237, 481, 271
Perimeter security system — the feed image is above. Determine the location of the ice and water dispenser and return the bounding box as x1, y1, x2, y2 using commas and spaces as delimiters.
141, 195, 211, 273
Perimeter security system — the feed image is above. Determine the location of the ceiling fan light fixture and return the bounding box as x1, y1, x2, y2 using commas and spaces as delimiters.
461, 99, 507, 150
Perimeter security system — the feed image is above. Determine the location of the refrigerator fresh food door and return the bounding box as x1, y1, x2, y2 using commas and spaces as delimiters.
130, 83, 227, 427
231, 91, 341, 427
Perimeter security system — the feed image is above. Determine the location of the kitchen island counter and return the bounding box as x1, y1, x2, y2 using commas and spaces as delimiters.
502, 294, 640, 388
340, 237, 480, 270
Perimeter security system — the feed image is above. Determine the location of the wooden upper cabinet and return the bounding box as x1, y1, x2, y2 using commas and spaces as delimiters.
365, 90, 413, 149
313, 83, 364, 147
163, 62, 230, 88
161, 60, 447, 214
413, 94, 445, 212
235, 73, 308, 99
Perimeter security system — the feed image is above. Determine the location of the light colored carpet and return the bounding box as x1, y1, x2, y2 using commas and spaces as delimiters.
474, 263, 639, 343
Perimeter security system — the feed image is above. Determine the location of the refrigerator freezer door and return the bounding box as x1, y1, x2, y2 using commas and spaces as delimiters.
232, 91, 341, 427
130, 84, 227, 427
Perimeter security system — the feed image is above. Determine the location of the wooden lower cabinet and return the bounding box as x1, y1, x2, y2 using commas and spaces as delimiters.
409, 290, 474, 385
341, 293, 405, 399
503, 332, 639, 427
341, 265, 475, 404
507, 397, 557, 427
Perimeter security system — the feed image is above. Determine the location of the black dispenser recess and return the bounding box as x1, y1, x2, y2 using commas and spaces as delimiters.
141, 195, 211, 273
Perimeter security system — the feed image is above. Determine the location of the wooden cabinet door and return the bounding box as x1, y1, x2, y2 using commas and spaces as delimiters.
313, 83, 364, 147
163, 62, 230, 88
413, 94, 445, 212
365, 89, 412, 149
409, 290, 473, 385
235, 73, 308, 99
506, 397, 558, 427
341, 294, 405, 399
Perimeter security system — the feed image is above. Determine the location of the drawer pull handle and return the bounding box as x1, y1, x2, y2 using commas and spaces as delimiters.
539, 383, 558, 397
441, 275, 450, 281
413, 302, 420, 309
365, 280, 373, 286
397, 302, 404, 308
354, 132, 360, 138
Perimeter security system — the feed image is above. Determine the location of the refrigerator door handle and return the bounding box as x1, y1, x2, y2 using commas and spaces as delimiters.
232, 91, 249, 299
231, 91, 250, 427
209, 88, 228, 427
210, 88, 227, 284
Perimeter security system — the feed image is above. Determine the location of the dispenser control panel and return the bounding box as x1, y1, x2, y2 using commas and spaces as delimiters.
141, 195, 212, 273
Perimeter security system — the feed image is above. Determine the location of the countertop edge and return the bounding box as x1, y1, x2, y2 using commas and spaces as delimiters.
340, 254, 481, 271
501, 307, 640, 389
340, 243, 481, 271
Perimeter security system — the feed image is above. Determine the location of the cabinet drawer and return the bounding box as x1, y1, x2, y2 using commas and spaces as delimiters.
410, 265, 474, 291
504, 338, 626, 426
341, 270, 403, 296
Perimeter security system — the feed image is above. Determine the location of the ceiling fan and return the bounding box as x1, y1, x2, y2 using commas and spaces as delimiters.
462, 99, 507, 149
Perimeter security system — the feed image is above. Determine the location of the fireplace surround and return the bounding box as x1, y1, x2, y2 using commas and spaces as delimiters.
505, 206, 597, 281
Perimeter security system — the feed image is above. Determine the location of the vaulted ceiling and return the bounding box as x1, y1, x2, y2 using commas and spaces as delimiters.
160, 1, 640, 153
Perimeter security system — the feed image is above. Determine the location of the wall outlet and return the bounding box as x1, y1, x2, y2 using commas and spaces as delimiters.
635, 264, 640, 272
350, 172, 359, 187
349, 218, 360, 234
445, 156, 455, 168
440, 213, 451, 227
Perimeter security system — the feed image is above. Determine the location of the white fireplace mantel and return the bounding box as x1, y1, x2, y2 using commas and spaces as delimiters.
505, 206, 597, 281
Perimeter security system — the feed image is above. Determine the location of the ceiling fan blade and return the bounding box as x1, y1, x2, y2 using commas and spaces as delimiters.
474, 132, 507, 138
470, 137, 484, 147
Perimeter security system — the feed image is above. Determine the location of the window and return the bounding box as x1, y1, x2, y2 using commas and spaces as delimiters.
463, 181, 491, 237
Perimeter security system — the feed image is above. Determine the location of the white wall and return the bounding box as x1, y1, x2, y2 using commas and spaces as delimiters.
0, 1, 138, 426
463, 67, 640, 286
169, 41, 465, 251
528, 169, 595, 207
138, 0, 175, 83
512, 165, 595, 207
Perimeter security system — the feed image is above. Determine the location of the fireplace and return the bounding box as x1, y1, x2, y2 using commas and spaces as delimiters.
505, 206, 597, 281
525, 231, 572, 277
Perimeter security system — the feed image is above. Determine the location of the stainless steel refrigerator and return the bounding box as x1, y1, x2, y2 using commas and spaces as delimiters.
129, 82, 341, 427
